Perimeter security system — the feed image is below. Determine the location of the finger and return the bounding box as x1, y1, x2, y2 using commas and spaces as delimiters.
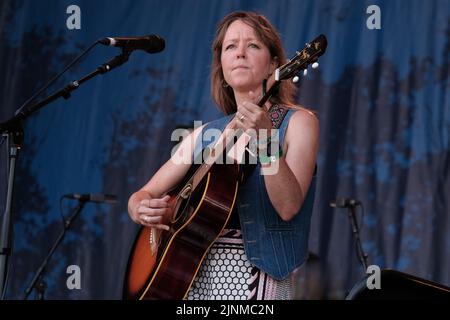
234, 117, 246, 131
241, 101, 260, 116
154, 224, 170, 231
148, 198, 170, 208
237, 104, 253, 120
248, 90, 258, 103
138, 207, 167, 216
142, 220, 170, 231
235, 110, 244, 124
141, 215, 162, 224
139, 199, 151, 207
235, 113, 249, 130
240, 107, 259, 129
140, 195, 170, 207
140, 217, 150, 226
248, 91, 261, 105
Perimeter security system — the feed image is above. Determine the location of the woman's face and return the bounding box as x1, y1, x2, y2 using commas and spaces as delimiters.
221, 19, 276, 94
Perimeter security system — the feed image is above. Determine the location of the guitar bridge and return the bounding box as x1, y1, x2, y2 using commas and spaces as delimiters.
149, 228, 160, 256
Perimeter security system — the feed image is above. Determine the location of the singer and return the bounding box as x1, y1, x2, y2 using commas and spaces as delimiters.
126, 11, 319, 300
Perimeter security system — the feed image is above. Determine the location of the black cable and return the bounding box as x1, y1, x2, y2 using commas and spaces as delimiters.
60, 196, 67, 224
353, 203, 368, 268
359, 202, 365, 232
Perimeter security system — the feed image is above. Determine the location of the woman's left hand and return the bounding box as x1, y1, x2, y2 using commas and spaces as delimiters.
235, 91, 273, 135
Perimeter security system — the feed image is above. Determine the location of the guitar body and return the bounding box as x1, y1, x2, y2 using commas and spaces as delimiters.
124, 162, 240, 299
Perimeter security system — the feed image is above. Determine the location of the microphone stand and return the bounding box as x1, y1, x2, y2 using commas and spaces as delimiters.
346, 203, 369, 272
0, 48, 131, 299
23, 200, 87, 300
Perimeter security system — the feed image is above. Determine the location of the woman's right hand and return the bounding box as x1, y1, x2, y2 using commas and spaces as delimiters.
130, 193, 171, 231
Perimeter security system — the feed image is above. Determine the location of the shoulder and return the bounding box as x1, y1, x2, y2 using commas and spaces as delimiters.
286, 106, 319, 136
283, 106, 319, 159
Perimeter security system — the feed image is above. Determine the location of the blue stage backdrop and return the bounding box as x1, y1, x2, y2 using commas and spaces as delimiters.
0, 0, 448, 299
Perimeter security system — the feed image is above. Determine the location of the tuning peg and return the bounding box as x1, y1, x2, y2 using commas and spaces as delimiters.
312, 62, 319, 69
303, 69, 308, 76
292, 76, 299, 83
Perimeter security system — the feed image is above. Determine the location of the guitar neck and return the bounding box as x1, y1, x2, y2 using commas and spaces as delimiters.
257, 73, 279, 107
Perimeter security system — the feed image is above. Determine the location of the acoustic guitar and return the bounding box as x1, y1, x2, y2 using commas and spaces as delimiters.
124, 34, 328, 300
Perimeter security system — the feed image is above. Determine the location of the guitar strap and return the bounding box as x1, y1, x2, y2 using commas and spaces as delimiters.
240, 104, 289, 184
267, 104, 289, 129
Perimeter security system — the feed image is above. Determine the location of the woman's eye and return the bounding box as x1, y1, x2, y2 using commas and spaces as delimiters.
249, 43, 260, 49
225, 44, 235, 50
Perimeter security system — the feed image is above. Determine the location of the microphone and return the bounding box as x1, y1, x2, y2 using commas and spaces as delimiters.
329, 198, 361, 208
64, 193, 118, 204
99, 35, 165, 54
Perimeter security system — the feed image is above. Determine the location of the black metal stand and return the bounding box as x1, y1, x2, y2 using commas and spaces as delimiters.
23, 200, 86, 300
0, 126, 23, 299
347, 204, 369, 272
0, 48, 131, 299
7, 50, 131, 126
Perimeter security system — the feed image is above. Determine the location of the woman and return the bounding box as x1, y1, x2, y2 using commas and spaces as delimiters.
127, 11, 319, 300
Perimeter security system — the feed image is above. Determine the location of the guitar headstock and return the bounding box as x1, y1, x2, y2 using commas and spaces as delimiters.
275, 34, 327, 82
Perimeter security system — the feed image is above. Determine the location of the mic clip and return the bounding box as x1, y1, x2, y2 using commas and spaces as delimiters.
329, 198, 362, 208
98, 51, 131, 74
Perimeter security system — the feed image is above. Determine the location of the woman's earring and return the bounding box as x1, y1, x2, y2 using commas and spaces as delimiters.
222, 80, 229, 88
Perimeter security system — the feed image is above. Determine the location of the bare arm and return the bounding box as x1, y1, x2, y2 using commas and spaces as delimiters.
237, 95, 319, 221
127, 124, 205, 229
262, 109, 319, 220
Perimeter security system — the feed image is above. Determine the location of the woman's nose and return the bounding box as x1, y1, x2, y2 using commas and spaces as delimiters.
236, 43, 246, 58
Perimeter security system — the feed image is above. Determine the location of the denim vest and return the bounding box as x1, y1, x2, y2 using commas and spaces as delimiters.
194, 110, 316, 280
